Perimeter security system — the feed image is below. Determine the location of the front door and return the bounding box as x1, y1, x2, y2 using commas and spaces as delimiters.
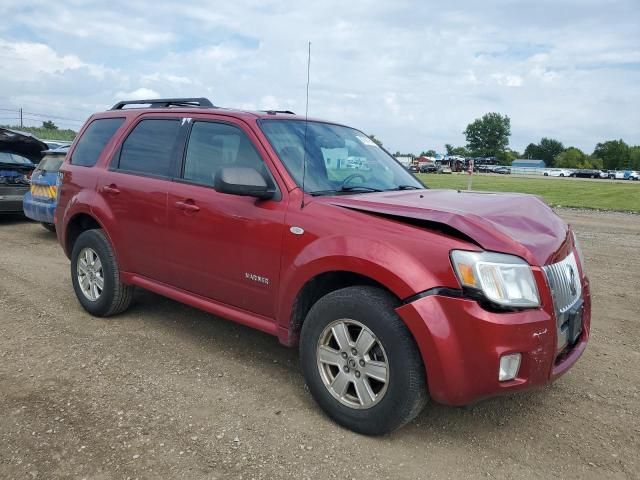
166, 119, 287, 318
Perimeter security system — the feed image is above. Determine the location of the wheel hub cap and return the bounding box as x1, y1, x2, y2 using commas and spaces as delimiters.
77, 247, 104, 301
316, 319, 389, 409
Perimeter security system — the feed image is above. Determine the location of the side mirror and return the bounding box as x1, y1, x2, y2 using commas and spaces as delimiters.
214, 167, 274, 200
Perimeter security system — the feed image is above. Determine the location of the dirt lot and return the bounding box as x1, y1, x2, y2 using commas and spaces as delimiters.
1, 209, 639, 480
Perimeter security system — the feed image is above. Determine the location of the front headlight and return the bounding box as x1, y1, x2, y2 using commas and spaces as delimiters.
450, 250, 540, 308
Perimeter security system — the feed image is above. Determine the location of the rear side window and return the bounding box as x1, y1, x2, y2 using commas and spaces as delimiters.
72, 118, 124, 167
118, 119, 181, 177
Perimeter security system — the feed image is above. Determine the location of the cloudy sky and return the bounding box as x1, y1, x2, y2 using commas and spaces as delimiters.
1, 0, 638, 154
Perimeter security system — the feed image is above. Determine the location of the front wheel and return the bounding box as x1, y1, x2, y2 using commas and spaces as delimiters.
70, 229, 134, 317
300, 286, 428, 435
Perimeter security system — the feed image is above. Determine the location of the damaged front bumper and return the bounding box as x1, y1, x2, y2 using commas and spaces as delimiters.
395, 279, 591, 406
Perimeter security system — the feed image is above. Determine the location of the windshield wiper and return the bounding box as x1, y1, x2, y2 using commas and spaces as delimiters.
339, 185, 383, 192
309, 185, 383, 196
387, 185, 421, 191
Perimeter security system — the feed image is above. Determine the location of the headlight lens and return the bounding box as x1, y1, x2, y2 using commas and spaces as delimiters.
450, 250, 540, 308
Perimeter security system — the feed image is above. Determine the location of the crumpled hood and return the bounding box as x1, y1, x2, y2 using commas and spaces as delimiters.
0, 128, 48, 163
323, 189, 569, 266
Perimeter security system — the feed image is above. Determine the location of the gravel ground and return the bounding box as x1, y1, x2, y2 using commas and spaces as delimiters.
0, 209, 638, 479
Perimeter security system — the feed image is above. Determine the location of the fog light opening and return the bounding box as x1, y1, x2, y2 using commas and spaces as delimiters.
499, 353, 521, 382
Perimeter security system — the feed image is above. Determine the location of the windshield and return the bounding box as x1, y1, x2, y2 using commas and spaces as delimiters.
259, 120, 423, 194
35, 154, 64, 173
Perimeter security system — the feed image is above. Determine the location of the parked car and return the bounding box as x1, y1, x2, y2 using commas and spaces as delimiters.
42, 140, 72, 150
614, 170, 639, 181
23, 145, 69, 231
493, 166, 511, 175
476, 164, 494, 173
570, 169, 600, 179
543, 168, 572, 177
0, 128, 47, 214
438, 165, 452, 174
419, 164, 437, 173
408, 164, 419, 173
55, 97, 590, 435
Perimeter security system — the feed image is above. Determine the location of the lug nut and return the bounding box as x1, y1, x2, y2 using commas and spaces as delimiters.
359, 359, 365, 367
355, 371, 361, 378
341, 352, 348, 359
351, 348, 358, 356
343, 365, 350, 373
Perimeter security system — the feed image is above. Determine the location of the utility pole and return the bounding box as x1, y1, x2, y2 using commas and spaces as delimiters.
19, 108, 23, 128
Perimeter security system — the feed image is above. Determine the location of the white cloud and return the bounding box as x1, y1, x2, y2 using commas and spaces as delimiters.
0, 0, 638, 153
115, 88, 161, 100
491, 73, 524, 87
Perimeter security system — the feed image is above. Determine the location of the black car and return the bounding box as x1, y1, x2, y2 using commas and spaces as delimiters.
0, 128, 47, 214
419, 164, 437, 173
570, 169, 601, 179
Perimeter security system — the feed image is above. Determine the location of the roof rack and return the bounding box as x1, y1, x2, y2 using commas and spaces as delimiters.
110, 97, 215, 110
262, 110, 296, 115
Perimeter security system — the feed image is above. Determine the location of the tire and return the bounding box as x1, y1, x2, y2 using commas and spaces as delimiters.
300, 286, 428, 435
70, 229, 134, 317
560, 173, 565, 177
41, 222, 56, 232
543, 173, 548, 176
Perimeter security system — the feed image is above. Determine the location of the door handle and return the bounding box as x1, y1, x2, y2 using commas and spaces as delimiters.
102, 184, 120, 195
174, 200, 200, 213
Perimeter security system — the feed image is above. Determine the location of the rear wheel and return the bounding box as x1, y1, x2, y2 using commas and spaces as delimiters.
300, 286, 428, 435
70, 229, 133, 317
41, 222, 56, 232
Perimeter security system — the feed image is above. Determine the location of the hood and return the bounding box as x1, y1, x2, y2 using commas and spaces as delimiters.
0, 128, 48, 163
324, 189, 569, 266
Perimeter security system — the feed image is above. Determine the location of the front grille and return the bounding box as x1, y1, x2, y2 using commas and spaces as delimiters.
543, 252, 581, 314
543, 252, 583, 351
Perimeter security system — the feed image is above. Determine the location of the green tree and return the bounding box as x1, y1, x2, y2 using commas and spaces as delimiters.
629, 146, 640, 170
463, 113, 511, 157
496, 148, 520, 165
420, 150, 437, 157
42, 120, 58, 130
368, 134, 383, 147
593, 140, 630, 170
555, 147, 586, 168
451, 146, 469, 156
524, 138, 564, 166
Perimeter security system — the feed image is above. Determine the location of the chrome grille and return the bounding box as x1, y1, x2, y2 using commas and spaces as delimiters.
543, 252, 582, 314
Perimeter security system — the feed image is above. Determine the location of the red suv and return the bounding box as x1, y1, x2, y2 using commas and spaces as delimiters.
56, 98, 590, 435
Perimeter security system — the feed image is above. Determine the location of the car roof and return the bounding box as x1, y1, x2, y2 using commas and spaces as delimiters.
91, 97, 341, 125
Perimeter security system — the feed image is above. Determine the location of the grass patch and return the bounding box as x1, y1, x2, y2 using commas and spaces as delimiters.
416, 173, 640, 213
0, 124, 76, 142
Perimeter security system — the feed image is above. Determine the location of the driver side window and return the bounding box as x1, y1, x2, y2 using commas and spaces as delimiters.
183, 122, 268, 187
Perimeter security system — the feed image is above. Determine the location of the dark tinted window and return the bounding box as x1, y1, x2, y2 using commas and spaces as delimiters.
118, 119, 181, 177
72, 118, 124, 167
183, 122, 266, 186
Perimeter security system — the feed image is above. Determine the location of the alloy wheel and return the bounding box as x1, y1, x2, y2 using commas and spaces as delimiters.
77, 247, 104, 301
316, 319, 389, 409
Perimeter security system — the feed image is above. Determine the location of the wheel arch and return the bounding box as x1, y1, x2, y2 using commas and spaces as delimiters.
64, 212, 104, 258
280, 268, 403, 348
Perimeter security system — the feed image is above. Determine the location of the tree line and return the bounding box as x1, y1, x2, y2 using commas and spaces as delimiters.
393, 113, 640, 170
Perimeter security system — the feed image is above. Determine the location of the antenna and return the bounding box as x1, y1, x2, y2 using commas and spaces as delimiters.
300, 41, 311, 209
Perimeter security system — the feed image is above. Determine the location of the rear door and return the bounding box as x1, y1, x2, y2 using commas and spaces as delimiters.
98, 116, 185, 282
165, 117, 287, 318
